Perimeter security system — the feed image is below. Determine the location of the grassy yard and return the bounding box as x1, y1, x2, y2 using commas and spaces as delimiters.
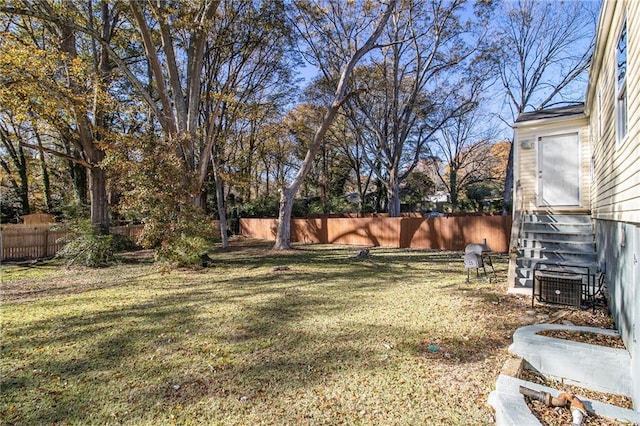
0, 240, 573, 425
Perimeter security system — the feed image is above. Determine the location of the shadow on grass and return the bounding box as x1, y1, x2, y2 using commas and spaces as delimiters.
1, 244, 515, 424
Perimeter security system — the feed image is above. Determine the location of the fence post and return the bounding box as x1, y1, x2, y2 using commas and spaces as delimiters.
43, 226, 49, 257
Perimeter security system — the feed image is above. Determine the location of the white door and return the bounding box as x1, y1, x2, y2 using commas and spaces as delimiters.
538, 133, 581, 206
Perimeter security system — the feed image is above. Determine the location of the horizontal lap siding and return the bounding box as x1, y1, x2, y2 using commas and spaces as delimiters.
586, 1, 640, 407
516, 127, 538, 211
515, 118, 590, 212
591, 2, 640, 224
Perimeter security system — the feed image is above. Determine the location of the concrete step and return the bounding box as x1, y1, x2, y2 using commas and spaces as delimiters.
515, 269, 534, 287
521, 230, 594, 242
517, 248, 596, 261
519, 238, 595, 251
522, 214, 592, 224
513, 213, 595, 289
515, 269, 597, 288
522, 222, 593, 233
515, 277, 533, 287
516, 255, 597, 269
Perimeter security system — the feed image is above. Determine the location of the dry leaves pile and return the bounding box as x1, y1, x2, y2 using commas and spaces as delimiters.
537, 329, 625, 349
525, 399, 628, 426
517, 308, 633, 425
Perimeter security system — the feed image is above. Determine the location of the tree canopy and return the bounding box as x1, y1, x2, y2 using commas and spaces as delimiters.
0, 0, 598, 251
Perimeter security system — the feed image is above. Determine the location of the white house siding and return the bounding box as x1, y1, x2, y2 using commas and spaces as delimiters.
514, 117, 590, 213
586, 0, 640, 408
590, 1, 640, 223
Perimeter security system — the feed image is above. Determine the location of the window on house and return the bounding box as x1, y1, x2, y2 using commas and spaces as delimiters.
616, 21, 627, 142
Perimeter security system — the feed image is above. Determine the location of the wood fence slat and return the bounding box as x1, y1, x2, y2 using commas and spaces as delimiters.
240, 215, 512, 252
1, 224, 145, 261
0, 222, 230, 261
2, 217, 511, 261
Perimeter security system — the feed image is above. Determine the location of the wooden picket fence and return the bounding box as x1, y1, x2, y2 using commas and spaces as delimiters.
0, 224, 144, 261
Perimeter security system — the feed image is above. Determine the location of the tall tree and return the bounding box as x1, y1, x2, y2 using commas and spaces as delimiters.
3, 0, 298, 244
1, 2, 121, 232
126, 0, 219, 198
345, 0, 484, 216
432, 108, 502, 211
0, 115, 30, 216
490, 0, 597, 213
273, 0, 397, 249
200, 0, 295, 247
2, 0, 222, 198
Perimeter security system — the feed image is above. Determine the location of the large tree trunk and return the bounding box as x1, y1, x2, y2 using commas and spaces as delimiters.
274, 0, 397, 249
274, 139, 324, 249
213, 162, 229, 249
89, 166, 109, 234
58, 15, 110, 233
274, 187, 296, 249
387, 171, 401, 217
387, 190, 401, 217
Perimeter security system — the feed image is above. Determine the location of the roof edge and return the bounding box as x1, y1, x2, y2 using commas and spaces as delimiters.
514, 104, 586, 127
585, 1, 616, 114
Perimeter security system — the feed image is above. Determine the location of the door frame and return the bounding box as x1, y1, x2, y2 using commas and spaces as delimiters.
536, 130, 583, 207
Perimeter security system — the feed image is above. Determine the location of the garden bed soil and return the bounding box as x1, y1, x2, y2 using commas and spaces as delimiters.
518, 305, 632, 425
520, 368, 633, 425
536, 329, 625, 349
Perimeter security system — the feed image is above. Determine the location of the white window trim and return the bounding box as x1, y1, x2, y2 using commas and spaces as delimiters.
616, 20, 628, 144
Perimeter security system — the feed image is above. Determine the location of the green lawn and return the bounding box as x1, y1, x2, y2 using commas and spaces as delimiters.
1, 240, 528, 425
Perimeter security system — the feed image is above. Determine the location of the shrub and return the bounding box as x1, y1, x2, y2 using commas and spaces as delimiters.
238, 195, 280, 218
56, 221, 119, 267
140, 212, 218, 269
155, 234, 212, 267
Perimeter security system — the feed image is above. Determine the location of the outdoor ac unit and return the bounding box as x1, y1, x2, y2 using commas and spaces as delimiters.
534, 272, 582, 307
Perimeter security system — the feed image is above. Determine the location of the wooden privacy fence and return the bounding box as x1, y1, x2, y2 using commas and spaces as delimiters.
1, 224, 144, 261
1, 225, 67, 261
240, 215, 512, 252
